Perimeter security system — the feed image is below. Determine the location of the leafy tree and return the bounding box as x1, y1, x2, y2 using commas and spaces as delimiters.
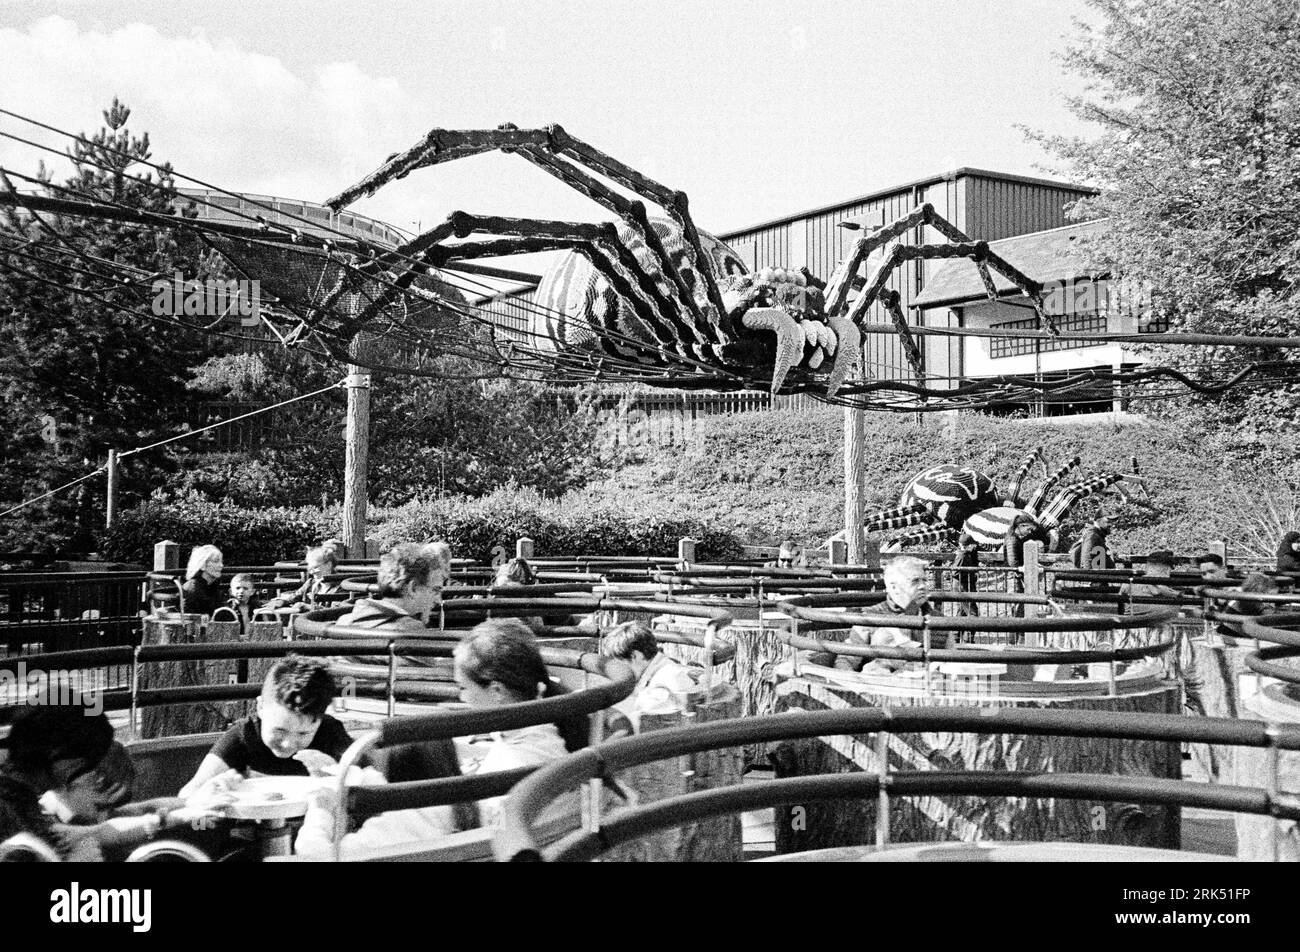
0, 98, 227, 551
365, 366, 609, 503
1032, 0, 1300, 443
174, 350, 611, 508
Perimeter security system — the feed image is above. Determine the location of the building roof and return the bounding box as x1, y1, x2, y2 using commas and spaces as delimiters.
911, 218, 1110, 310
178, 188, 407, 247
717, 168, 1096, 240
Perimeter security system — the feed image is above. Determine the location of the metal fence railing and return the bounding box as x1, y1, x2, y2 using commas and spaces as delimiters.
0, 571, 150, 692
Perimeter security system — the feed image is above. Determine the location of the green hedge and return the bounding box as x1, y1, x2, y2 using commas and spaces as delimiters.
99, 493, 338, 565
369, 487, 744, 563
98, 486, 743, 566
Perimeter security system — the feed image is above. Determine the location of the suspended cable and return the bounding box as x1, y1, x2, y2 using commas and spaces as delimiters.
0, 466, 106, 519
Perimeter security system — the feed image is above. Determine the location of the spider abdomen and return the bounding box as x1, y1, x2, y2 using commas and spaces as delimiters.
900, 464, 999, 531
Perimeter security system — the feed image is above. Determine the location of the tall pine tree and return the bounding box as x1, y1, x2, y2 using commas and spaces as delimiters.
0, 99, 221, 551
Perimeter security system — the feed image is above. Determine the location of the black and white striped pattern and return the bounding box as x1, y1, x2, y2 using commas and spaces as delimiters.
1024, 456, 1081, 516
891, 525, 958, 548
1039, 474, 1123, 527
862, 502, 929, 532
964, 505, 1033, 546
1004, 448, 1044, 507
534, 217, 746, 362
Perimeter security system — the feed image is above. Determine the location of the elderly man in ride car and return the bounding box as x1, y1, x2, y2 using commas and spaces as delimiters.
807, 556, 935, 673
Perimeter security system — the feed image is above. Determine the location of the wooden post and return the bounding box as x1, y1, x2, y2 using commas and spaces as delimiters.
844, 407, 865, 563
1210, 540, 1227, 570
153, 540, 180, 572
1022, 540, 1043, 597
341, 354, 371, 559
863, 537, 881, 569
516, 537, 535, 560
829, 538, 848, 566
105, 448, 118, 528
1022, 540, 1043, 649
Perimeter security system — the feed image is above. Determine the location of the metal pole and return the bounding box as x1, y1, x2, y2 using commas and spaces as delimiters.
105, 448, 118, 528
790, 617, 802, 678
386, 641, 397, 718
584, 669, 605, 834
922, 615, 933, 700
341, 341, 371, 558
1266, 724, 1281, 863
130, 645, 142, 739
875, 729, 890, 848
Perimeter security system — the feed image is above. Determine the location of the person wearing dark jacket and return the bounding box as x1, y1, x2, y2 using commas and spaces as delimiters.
335, 542, 451, 682
1277, 532, 1300, 574
339, 542, 448, 632
1071, 516, 1113, 570
806, 556, 933, 672
213, 574, 265, 633
180, 544, 224, 617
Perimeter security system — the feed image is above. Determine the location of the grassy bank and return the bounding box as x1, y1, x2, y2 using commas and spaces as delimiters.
568, 408, 1297, 562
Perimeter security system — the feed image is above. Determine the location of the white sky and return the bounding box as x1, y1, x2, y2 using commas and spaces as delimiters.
0, 0, 1101, 280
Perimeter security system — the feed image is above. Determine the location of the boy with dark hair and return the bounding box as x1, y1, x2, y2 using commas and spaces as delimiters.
180, 655, 356, 796
600, 622, 700, 725
2, 701, 220, 858
1196, 552, 1228, 581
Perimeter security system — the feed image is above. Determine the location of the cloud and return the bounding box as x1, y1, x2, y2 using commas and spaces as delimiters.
0, 16, 422, 209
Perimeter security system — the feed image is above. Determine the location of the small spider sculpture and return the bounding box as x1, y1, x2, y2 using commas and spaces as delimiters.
861, 448, 1151, 558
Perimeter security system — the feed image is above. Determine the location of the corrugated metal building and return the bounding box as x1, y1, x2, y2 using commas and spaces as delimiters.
716, 168, 1096, 382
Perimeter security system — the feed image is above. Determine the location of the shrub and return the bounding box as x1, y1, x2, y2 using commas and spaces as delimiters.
99, 491, 338, 565
369, 486, 744, 563
98, 486, 744, 566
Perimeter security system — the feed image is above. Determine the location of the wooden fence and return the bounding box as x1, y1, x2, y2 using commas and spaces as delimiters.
591, 389, 823, 449
181, 389, 819, 455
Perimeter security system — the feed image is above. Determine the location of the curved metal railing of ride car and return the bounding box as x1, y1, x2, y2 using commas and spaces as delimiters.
769, 591, 1178, 697
1243, 613, 1300, 689
0, 637, 637, 863
325, 647, 637, 862
495, 705, 1300, 863
293, 598, 737, 703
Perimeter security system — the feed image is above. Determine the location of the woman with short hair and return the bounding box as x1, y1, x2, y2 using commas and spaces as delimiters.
181, 544, 224, 617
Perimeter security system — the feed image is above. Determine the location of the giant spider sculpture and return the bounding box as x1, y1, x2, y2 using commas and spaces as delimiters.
323, 124, 1054, 395
862, 449, 1151, 559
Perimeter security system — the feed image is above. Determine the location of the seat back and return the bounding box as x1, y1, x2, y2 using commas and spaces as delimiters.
126, 840, 213, 862
0, 833, 61, 862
